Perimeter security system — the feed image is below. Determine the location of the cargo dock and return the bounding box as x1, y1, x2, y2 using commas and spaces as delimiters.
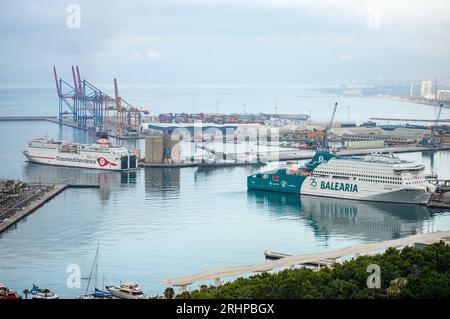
0, 116, 146, 139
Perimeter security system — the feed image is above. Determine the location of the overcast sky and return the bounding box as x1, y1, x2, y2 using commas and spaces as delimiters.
0, 0, 449, 87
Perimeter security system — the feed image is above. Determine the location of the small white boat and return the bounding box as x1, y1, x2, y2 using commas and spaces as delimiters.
30, 284, 58, 299
106, 283, 146, 299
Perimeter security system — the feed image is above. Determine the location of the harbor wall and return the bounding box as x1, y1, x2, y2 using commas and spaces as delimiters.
0, 184, 67, 233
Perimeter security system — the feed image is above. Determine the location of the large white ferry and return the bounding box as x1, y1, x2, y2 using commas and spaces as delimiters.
248, 152, 436, 205
23, 137, 138, 171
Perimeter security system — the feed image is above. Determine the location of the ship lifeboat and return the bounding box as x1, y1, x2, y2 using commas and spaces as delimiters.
96, 138, 112, 145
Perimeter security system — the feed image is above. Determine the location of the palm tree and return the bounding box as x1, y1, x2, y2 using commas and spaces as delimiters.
164, 287, 175, 299
42, 288, 50, 299
387, 278, 408, 299
23, 288, 30, 299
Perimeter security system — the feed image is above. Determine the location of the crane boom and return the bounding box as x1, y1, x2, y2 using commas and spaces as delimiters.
432, 103, 444, 142
52, 66, 61, 97
114, 78, 121, 112
322, 102, 338, 149
435, 103, 443, 125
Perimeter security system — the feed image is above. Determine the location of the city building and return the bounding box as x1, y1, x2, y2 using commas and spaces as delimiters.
333, 127, 430, 145
438, 90, 450, 102
421, 80, 434, 99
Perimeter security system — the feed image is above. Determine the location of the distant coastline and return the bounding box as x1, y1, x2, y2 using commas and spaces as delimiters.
371, 94, 449, 108
316, 87, 449, 108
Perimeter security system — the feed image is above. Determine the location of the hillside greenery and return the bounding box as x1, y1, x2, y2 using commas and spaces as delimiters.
174, 242, 450, 299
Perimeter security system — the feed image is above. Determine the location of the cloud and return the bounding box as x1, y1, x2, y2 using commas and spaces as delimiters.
145, 50, 162, 60
339, 54, 354, 61
0, 0, 449, 85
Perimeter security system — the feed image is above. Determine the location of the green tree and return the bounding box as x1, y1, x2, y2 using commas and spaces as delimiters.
386, 278, 408, 299
23, 288, 30, 299
173, 243, 450, 299
42, 288, 50, 299
164, 287, 175, 299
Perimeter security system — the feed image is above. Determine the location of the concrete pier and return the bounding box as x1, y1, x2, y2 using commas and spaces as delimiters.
0, 184, 67, 233
0, 183, 99, 233
0, 116, 58, 121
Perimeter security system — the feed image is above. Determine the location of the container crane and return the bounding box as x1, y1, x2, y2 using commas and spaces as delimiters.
322, 102, 338, 150
431, 103, 444, 146
113, 78, 148, 136
53, 66, 148, 137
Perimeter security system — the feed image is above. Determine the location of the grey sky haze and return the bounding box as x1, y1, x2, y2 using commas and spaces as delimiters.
0, 0, 449, 86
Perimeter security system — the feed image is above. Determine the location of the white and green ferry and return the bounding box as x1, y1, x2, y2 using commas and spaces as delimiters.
247, 152, 435, 205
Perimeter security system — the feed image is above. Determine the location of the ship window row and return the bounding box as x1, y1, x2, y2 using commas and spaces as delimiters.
315, 170, 402, 181
329, 162, 394, 169
29, 145, 57, 149
405, 181, 424, 185
359, 178, 402, 185
323, 166, 393, 174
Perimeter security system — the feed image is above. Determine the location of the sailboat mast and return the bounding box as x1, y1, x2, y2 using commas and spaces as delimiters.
85, 242, 100, 295
95, 244, 99, 290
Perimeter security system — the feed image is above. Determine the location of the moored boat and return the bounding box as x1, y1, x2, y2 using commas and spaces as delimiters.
30, 284, 59, 299
23, 136, 138, 171
247, 151, 436, 205
0, 284, 22, 299
79, 288, 113, 299
106, 283, 146, 299
78, 243, 113, 299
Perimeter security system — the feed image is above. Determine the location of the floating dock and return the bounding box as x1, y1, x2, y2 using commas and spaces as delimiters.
161, 230, 450, 288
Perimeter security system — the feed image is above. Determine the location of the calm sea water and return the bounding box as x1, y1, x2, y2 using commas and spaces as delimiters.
1, 86, 449, 122
1, 87, 450, 298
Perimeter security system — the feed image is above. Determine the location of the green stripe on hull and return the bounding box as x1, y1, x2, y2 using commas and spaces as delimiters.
247, 169, 306, 194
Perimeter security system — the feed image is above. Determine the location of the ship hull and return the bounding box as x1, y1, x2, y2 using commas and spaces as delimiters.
24, 151, 135, 172
247, 172, 432, 205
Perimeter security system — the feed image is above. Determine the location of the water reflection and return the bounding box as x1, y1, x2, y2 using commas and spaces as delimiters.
248, 190, 438, 242
421, 151, 435, 172
144, 167, 180, 192
24, 163, 136, 201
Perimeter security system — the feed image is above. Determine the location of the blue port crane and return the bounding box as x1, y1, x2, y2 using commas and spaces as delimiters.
53, 66, 148, 135
53, 65, 112, 128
